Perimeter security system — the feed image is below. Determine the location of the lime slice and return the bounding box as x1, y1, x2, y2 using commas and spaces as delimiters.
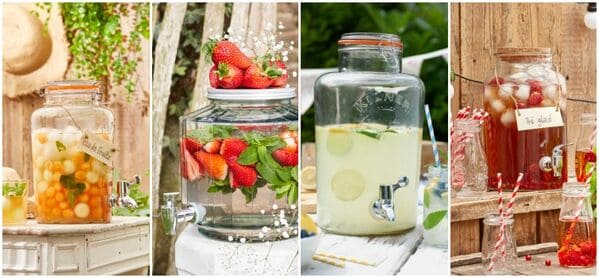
301, 166, 317, 191
301, 212, 318, 234
331, 169, 365, 201
326, 128, 352, 156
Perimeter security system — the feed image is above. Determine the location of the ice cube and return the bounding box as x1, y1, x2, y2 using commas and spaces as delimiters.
47, 130, 61, 144
543, 84, 558, 101
527, 66, 546, 78
43, 144, 62, 161
63, 126, 80, 146
514, 84, 530, 101
500, 108, 516, 127
490, 99, 507, 114
509, 72, 530, 83
498, 83, 515, 99
484, 86, 498, 99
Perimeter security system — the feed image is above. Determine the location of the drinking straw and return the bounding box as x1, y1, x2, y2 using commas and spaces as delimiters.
505, 173, 523, 217
314, 252, 376, 266
312, 255, 345, 268
424, 104, 440, 168
488, 173, 503, 273
590, 124, 596, 150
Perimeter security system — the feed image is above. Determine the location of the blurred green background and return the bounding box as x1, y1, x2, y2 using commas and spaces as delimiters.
301, 2, 448, 142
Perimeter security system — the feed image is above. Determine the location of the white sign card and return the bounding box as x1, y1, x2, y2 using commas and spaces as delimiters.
78, 130, 116, 167
515, 107, 564, 131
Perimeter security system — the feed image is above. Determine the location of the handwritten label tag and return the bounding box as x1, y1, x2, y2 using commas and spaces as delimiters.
78, 130, 116, 167
515, 107, 564, 131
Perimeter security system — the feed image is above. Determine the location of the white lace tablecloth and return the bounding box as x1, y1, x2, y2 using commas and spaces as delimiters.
175, 224, 299, 275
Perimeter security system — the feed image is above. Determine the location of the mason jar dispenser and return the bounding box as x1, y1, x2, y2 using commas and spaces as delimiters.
314, 33, 424, 235
162, 88, 298, 241
483, 48, 567, 190
31, 81, 117, 224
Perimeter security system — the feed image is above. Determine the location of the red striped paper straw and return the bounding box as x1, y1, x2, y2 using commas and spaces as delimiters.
505, 173, 523, 217
488, 173, 503, 272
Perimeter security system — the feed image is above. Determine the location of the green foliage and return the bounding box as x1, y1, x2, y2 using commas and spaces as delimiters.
59, 3, 149, 100
301, 3, 448, 142
2, 181, 27, 197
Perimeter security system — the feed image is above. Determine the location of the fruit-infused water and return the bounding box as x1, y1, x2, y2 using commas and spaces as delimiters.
423, 165, 448, 248
557, 218, 596, 267
316, 123, 422, 235
32, 127, 112, 223
2, 180, 28, 225
575, 149, 596, 182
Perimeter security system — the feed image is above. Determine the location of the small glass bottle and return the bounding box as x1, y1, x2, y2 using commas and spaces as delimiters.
574, 114, 596, 182
557, 182, 596, 268
451, 119, 487, 198
481, 213, 517, 275
423, 165, 448, 248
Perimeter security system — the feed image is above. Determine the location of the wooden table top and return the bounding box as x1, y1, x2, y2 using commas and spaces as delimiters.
3, 216, 149, 236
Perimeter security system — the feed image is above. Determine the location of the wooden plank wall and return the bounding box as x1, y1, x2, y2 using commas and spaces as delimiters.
451, 3, 597, 176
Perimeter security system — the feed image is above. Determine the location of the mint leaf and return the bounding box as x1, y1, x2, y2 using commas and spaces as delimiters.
188, 125, 238, 143
67, 191, 76, 207
288, 183, 298, 204
237, 146, 258, 165
207, 186, 221, 193
290, 166, 298, 182
423, 210, 447, 230
2, 181, 27, 197
356, 129, 381, 139
257, 146, 281, 170
56, 140, 67, 152
276, 168, 292, 182
424, 189, 431, 209
241, 186, 258, 203
275, 184, 291, 194
256, 162, 283, 185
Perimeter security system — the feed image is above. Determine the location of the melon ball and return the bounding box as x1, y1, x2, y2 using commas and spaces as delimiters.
63, 160, 76, 175
37, 180, 49, 192
74, 203, 90, 218
91, 160, 108, 175
86, 171, 99, 184
43, 169, 52, 182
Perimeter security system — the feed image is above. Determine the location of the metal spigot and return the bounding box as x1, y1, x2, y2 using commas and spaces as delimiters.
109, 175, 140, 208
551, 144, 565, 177
160, 192, 204, 236
371, 176, 409, 222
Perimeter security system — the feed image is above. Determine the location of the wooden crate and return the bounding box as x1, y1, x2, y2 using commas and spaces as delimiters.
450, 190, 562, 256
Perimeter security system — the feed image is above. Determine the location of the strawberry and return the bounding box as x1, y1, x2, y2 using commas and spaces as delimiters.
279, 130, 298, 153
228, 160, 258, 188
203, 140, 222, 153
194, 151, 228, 181
183, 137, 203, 153
527, 80, 543, 93
528, 91, 544, 105
272, 149, 298, 166
270, 60, 288, 87
180, 147, 202, 181
202, 38, 252, 69
220, 138, 248, 161
487, 77, 505, 86
585, 151, 597, 163
215, 63, 244, 89
209, 65, 218, 88
242, 63, 280, 89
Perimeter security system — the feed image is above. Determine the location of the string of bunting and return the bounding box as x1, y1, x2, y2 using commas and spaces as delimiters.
452, 72, 597, 104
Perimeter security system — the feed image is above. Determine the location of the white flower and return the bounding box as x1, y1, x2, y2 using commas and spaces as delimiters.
292, 71, 297, 77
228, 236, 234, 242
282, 231, 289, 238
260, 209, 266, 214
290, 204, 296, 210
262, 226, 270, 233
258, 232, 264, 239
239, 237, 246, 243
272, 204, 278, 210
274, 221, 280, 226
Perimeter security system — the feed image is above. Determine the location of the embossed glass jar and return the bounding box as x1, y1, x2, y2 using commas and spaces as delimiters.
178, 88, 298, 240
31, 80, 114, 224
314, 33, 425, 235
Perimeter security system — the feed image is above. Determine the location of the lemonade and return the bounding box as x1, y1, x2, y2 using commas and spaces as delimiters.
32, 127, 112, 224
316, 123, 422, 235
2, 180, 28, 225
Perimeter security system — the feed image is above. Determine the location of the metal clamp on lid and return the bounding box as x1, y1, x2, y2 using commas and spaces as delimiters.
371, 176, 409, 222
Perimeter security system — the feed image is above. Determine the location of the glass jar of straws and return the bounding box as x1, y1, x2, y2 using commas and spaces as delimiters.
557, 182, 596, 268
451, 118, 488, 198
574, 114, 596, 183
481, 213, 517, 275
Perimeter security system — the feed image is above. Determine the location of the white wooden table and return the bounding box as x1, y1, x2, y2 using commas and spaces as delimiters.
175, 224, 299, 275
302, 182, 448, 275
3, 216, 150, 275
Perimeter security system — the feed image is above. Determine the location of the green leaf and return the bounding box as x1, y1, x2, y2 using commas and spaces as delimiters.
237, 146, 258, 165
56, 141, 67, 152
423, 210, 447, 230
355, 129, 381, 139
290, 166, 298, 182
84, 153, 91, 162
2, 181, 27, 197
207, 186, 221, 193
423, 189, 431, 209
67, 191, 76, 207
256, 162, 284, 185
241, 186, 258, 203
276, 168, 292, 182
257, 146, 281, 170
275, 184, 291, 194
288, 183, 298, 205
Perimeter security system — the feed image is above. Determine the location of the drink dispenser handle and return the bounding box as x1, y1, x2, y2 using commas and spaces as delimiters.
551, 143, 571, 178
160, 192, 206, 236
109, 175, 141, 209
371, 176, 409, 222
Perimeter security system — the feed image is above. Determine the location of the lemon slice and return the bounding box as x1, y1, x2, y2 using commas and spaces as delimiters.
301, 166, 317, 191
327, 127, 352, 156
331, 169, 365, 201
301, 212, 318, 234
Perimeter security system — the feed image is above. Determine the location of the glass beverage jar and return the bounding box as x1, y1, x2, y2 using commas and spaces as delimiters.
178, 88, 298, 240
314, 33, 424, 235
451, 119, 487, 198
483, 48, 567, 190
574, 114, 596, 182
557, 182, 596, 268
481, 213, 517, 275
31, 80, 114, 224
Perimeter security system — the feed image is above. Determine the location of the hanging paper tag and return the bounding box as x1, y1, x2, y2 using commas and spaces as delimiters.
515, 107, 564, 131
78, 130, 115, 167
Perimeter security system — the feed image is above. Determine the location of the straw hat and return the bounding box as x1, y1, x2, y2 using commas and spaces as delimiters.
3, 3, 69, 98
